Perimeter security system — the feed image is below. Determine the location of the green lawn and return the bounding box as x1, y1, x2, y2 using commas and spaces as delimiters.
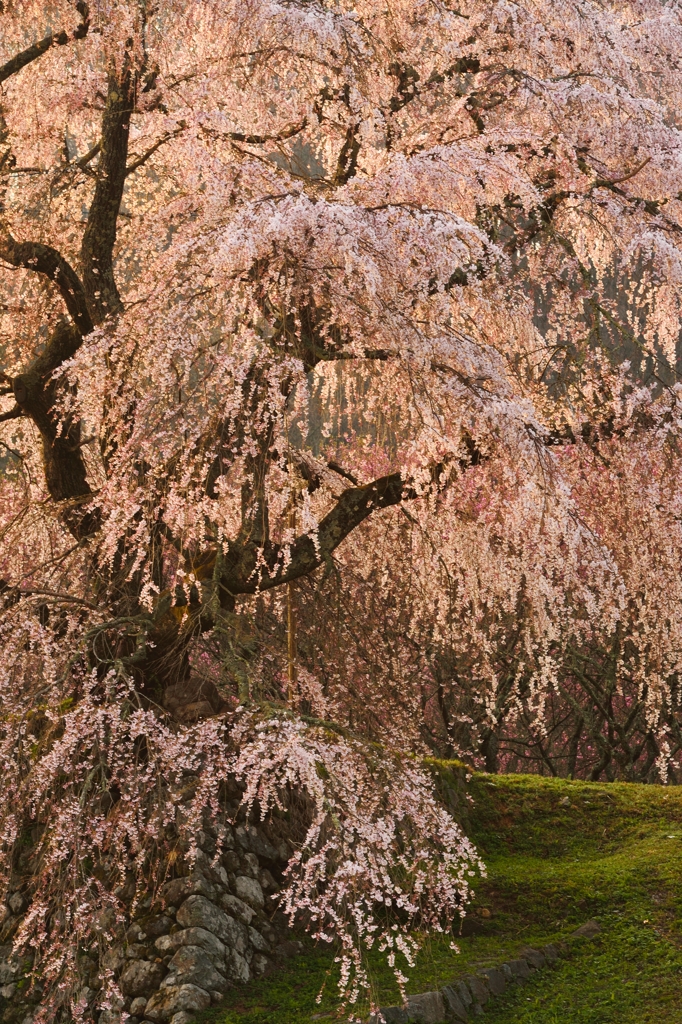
198, 770, 682, 1024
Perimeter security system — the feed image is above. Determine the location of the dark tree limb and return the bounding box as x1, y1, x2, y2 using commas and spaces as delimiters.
220, 470, 435, 596
126, 123, 186, 176
81, 70, 135, 322
0, 233, 93, 335
332, 122, 361, 186
0, 404, 20, 422
201, 117, 308, 147
0, 4, 90, 86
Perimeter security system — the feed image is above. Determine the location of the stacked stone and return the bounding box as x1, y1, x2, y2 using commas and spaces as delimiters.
0, 821, 300, 1024
102, 823, 298, 1024
371, 943, 562, 1023
0, 890, 38, 1024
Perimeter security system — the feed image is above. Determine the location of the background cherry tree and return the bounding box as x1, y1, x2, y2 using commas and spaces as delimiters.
1, 0, 682, 1018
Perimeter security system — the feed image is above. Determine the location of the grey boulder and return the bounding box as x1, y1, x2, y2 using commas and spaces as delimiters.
406, 990, 445, 1022
520, 947, 546, 970
176, 895, 248, 951
506, 958, 532, 980
478, 967, 506, 996
226, 947, 250, 984
144, 983, 211, 1023
162, 945, 229, 995
463, 974, 489, 1006
572, 920, 601, 939
160, 877, 216, 905
441, 985, 468, 1022
236, 826, 279, 862
155, 927, 227, 968
248, 926, 271, 953
119, 959, 165, 998
234, 876, 264, 910
219, 893, 254, 925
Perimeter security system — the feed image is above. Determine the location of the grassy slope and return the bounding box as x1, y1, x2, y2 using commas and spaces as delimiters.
199, 771, 682, 1024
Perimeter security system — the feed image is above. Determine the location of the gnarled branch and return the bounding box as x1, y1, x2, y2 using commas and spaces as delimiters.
0, 4, 90, 85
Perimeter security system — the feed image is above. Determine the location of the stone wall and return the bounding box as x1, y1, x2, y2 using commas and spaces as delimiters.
0, 819, 301, 1024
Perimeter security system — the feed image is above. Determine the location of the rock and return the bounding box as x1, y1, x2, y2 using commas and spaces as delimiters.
0, 916, 18, 944
478, 967, 506, 995
218, 893, 254, 925
222, 850, 241, 873
126, 943, 151, 960
235, 875, 264, 910
120, 959, 166, 998
162, 945, 228, 994
155, 927, 227, 969
543, 943, 560, 963
144, 983, 211, 1022
241, 853, 260, 879
406, 990, 445, 1023
235, 826, 279, 862
0, 962, 18, 985
441, 985, 468, 1022
160, 877, 216, 906
141, 916, 174, 939
369, 1009, 409, 1024
102, 947, 125, 974
463, 974, 489, 1006
130, 997, 148, 1016
520, 947, 546, 970
248, 926, 270, 953
506, 958, 532, 980
251, 954, 271, 976
8, 893, 25, 915
169, 1014, 193, 1024
0, 983, 17, 999
453, 980, 472, 1009
274, 940, 303, 960
195, 830, 217, 855
75, 985, 95, 1009
93, 908, 117, 934
176, 895, 248, 951
99, 1011, 122, 1024
260, 869, 278, 892
98, 993, 125, 1024
572, 920, 601, 939
226, 948, 250, 983
208, 863, 231, 889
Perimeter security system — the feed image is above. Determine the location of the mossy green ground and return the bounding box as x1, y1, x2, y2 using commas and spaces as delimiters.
198, 771, 682, 1024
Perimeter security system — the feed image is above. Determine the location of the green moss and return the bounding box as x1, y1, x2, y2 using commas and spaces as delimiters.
200, 771, 682, 1023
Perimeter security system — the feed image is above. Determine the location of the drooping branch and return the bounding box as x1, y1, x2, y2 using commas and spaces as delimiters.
0, 3, 90, 86
126, 123, 187, 176
218, 464, 462, 598
0, 103, 93, 335
0, 233, 93, 335
200, 117, 308, 148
